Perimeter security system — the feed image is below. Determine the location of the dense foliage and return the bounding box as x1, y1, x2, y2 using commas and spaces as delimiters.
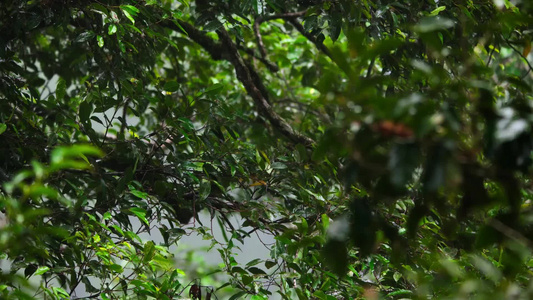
1, 0, 533, 299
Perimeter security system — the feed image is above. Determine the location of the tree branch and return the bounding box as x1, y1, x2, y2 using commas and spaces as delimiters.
287, 19, 333, 60
162, 19, 315, 146
216, 27, 315, 146
164, 20, 228, 60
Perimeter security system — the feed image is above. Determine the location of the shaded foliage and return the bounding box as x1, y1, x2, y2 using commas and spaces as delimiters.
1, 0, 533, 299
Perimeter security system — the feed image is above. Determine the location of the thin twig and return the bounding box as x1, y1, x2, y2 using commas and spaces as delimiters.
486, 45, 496, 67
505, 38, 533, 79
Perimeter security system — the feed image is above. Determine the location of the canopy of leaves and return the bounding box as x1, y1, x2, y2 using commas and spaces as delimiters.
1, 0, 533, 299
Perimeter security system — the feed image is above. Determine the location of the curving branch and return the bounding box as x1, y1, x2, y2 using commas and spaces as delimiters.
216, 27, 315, 146
162, 19, 315, 146
287, 19, 333, 60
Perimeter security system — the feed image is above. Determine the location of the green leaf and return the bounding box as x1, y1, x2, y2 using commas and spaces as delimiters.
387, 290, 413, 297
52, 287, 70, 298
103, 212, 112, 220
129, 207, 149, 226
247, 267, 267, 275
203, 20, 223, 31
163, 81, 180, 93
321, 214, 330, 233
131, 189, 148, 199
74, 31, 95, 43
56, 78, 66, 100
51, 145, 103, 165
120, 5, 140, 15
34, 266, 50, 276
108, 24, 117, 35
79, 101, 93, 124
121, 9, 135, 24
393, 271, 402, 282
265, 260, 277, 269
143, 241, 156, 263
151, 255, 174, 270
429, 6, 446, 16
0, 123, 7, 135
204, 83, 224, 95
228, 291, 247, 300
97, 35, 104, 47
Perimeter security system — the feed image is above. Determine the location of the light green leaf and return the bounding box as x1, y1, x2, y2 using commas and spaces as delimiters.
120, 5, 140, 15
52, 287, 69, 298
130, 189, 148, 199
122, 9, 135, 24
97, 35, 104, 47
429, 6, 446, 16
103, 212, 112, 220
393, 271, 402, 282
130, 207, 149, 225
108, 24, 117, 35
31, 160, 45, 180
34, 266, 50, 275
51, 145, 103, 165
0, 123, 7, 135
109, 264, 123, 273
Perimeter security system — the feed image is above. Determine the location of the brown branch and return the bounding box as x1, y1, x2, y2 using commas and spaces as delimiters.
161, 19, 315, 146
216, 27, 315, 146
162, 20, 228, 61
164, 19, 276, 98
287, 19, 333, 60
253, 18, 269, 59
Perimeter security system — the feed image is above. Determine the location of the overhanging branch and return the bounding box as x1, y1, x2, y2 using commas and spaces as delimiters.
163, 19, 315, 147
